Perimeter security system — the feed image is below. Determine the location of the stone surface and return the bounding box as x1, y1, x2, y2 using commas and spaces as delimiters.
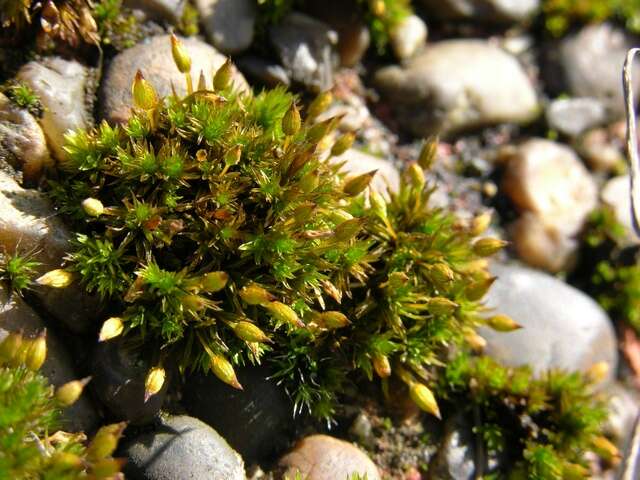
0, 170, 102, 333
100, 34, 249, 124
278, 434, 380, 480
0, 286, 99, 433
604, 383, 640, 446
17, 57, 90, 162
196, 0, 256, 54
576, 127, 625, 172
332, 148, 400, 194
601, 175, 640, 246
91, 338, 167, 425
389, 14, 427, 60
183, 365, 292, 463
269, 13, 338, 92
419, 0, 539, 22
548, 23, 640, 119
374, 40, 539, 137
123, 415, 245, 480
124, 0, 185, 23
428, 414, 475, 480
545, 97, 608, 137
0, 93, 52, 183
480, 262, 618, 380
237, 56, 291, 87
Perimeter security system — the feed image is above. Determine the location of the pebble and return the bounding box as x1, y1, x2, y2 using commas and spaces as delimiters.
183, 365, 293, 463
418, 0, 539, 22
17, 57, 91, 162
124, 0, 185, 23
389, 14, 427, 60
0, 286, 99, 433
480, 262, 618, 381
0, 93, 52, 184
123, 415, 245, 480
269, 12, 338, 92
601, 175, 640, 246
278, 434, 381, 480
548, 23, 640, 119
428, 413, 475, 480
237, 56, 291, 87
576, 127, 625, 173
0, 170, 102, 333
196, 0, 256, 54
99, 34, 249, 124
604, 383, 640, 446
374, 40, 539, 137
332, 148, 400, 194
91, 338, 168, 425
545, 97, 608, 138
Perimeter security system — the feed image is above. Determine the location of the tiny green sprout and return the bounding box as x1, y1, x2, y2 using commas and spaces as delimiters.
4, 82, 43, 117
0, 251, 42, 297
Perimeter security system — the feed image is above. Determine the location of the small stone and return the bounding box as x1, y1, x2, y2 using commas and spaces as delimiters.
349, 412, 375, 449
237, 56, 291, 87
269, 13, 338, 92
0, 93, 52, 183
124, 0, 185, 23
183, 366, 293, 463
545, 97, 608, 138
278, 434, 380, 480
374, 40, 539, 137
604, 383, 640, 445
502, 139, 597, 238
419, 0, 539, 23
480, 262, 618, 380
601, 175, 640, 246
332, 148, 400, 194
91, 338, 168, 425
547, 23, 640, 119
389, 14, 427, 60
0, 286, 99, 433
428, 413, 475, 480
17, 57, 91, 162
196, 0, 256, 54
123, 415, 245, 480
100, 34, 249, 124
576, 128, 625, 173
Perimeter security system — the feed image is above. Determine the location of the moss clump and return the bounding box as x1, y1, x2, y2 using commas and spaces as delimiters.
2, 81, 43, 117
0, 250, 41, 297
47, 36, 507, 421
439, 353, 612, 479
0, 332, 125, 479
542, 0, 640, 36
92, 0, 142, 51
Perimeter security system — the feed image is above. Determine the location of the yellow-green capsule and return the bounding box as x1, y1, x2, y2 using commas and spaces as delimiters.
36, 269, 73, 288
99, 317, 124, 342
82, 197, 104, 217
56, 377, 91, 406
306, 118, 335, 144
87, 422, 127, 461
471, 212, 492, 236
464, 276, 496, 301
224, 145, 242, 167
406, 162, 425, 189
330, 132, 355, 157
427, 297, 458, 316
282, 102, 301, 136
239, 285, 275, 305
214, 58, 233, 91
334, 218, 363, 242
417, 136, 438, 170
299, 171, 319, 193
201, 271, 229, 293
429, 263, 455, 286
234, 321, 271, 343
51, 451, 83, 471
144, 366, 166, 401
92, 458, 125, 478
317, 311, 350, 330
369, 189, 388, 220
591, 436, 621, 465
264, 301, 305, 328
586, 361, 609, 384
132, 70, 158, 110
0, 332, 23, 362
170, 33, 192, 74
472, 238, 508, 257
409, 383, 441, 419
211, 354, 243, 390
343, 170, 377, 196
372, 353, 391, 378
485, 314, 522, 332
370, 0, 386, 16
463, 328, 487, 352
562, 463, 589, 480
307, 91, 333, 120
25, 332, 46, 371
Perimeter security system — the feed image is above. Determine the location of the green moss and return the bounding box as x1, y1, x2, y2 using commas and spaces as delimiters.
93, 0, 142, 51
0, 250, 41, 297
542, 0, 640, 36
2, 81, 42, 117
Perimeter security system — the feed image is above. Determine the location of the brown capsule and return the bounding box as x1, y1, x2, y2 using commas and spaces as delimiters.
306, 91, 333, 120
239, 284, 275, 305
286, 148, 313, 179
132, 71, 158, 110
282, 102, 301, 136
372, 353, 391, 378
214, 58, 233, 91
417, 136, 439, 170
343, 170, 377, 196
472, 238, 508, 257
330, 132, 355, 157
211, 354, 243, 390
224, 145, 242, 167
25, 331, 47, 371
170, 34, 192, 74
56, 376, 91, 406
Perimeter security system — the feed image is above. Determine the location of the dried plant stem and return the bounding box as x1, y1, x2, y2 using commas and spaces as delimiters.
623, 48, 640, 237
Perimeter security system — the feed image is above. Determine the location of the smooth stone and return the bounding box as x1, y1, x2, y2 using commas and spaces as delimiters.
278, 434, 381, 480
545, 97, 608, 138
17, 57, 90, 162
99, 34, 249, 124
480, 262, 618, 381
124, 0, 185, 23
196, 0, 256, 54
374, 40, 539, 137
419, 0, 539, 22
601, 175, 640, 246
0, 93, 52, 183
604, 383, 640, 445
548, 23, 640, 119
389, 14, 427, 60
576, 128, 624, 173
0, 286, 99, 433
237, 56, 291, 87
0, 170, 101, 333
502, 139, 597, 238
183, 365, 292, 463
428, 414, 475, 480
269, 12, 338, 92
91, 338, 168, 425
332, 148, 400, 194
123, 415, 245, 480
